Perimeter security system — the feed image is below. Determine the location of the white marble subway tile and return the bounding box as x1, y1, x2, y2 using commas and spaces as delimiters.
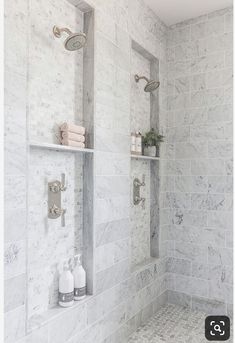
191, 88, 224, 108
175, 141, 207, 159
134, 265, 154, 292
172, 209, 207, 227
95, 9, 116, 43
192, 296, 226, 315
191, 193, 227, 211
160, 160, 191, 176
48, 303, 87, 343
208, 281, 233, 303
191, 159, 225, 176
16, 325, 49, 343
167, 92, 190, 111
95, 218, 129, 247
96, 127, 129, 154
168, 226, 225, 247
167, 25, 190, 46
191, 124, 225, 141
166, 257, 191, 276
5, 175, 26, 210
174, 242, 207, 263
4, 207, 26, 243
95, 176, 129, 199
95, 259, 130, 294
225, 12, 233, 33
192, 263, 233, 284
208, 176, 233, 193
175, 175, 208, 193
175, 77, 190, 94
4, 241, 26, 280
95, 238, 129, 272
205, 33, 233, 54
225, 50, 233, 67
174, 275, 208, 298
191, 22, 206, 40
224, 121, 233, 138
224, 84, 233, 104
87, 279, 129, 325
190, 73, 206, 91
165, 192, 191, 209
208, 246, 233, 265
4, 305, 26, 343
208, 140, 232, 158
4, 0, 27, 76
206, 15, 225, 35
160, 176, 175, 192
191, 53, 224, 74
207, 104, 232, 123
4, 274, 26, 312
167, 290, 191, 308
225, 159, 233, 175
96, 151, 129, 176
190, 108, 208, 125
95, 196, 129, 225
167, 60, 191, 78
166, 126, 190, 143
225, 230, 233, 249
208, 210, 232, 231
174, 42, 195, 61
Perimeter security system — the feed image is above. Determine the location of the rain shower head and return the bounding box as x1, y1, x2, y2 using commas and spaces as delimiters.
134, 74, 160, 92
53, 26, 86, 51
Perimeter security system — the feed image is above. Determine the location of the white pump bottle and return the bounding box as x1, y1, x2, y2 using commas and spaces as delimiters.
58, 262, 74, 307
73, 254, 86, 300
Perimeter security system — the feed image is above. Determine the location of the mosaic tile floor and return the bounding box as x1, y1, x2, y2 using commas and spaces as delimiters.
128, 304, 233, 343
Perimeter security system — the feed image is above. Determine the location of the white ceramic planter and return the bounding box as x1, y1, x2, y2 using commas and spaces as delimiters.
144, 146, 157, 157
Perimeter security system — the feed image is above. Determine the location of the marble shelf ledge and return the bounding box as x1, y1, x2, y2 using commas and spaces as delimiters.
131, 257, 160, 274
29, 141, 94, 154
28, 295, 93, 332
131, 154, 160, 161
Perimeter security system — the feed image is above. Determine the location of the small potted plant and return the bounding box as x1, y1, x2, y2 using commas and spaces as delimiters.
143, 128, 164, 157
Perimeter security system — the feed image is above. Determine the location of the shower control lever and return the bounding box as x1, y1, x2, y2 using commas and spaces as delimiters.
48, 174, 67, 227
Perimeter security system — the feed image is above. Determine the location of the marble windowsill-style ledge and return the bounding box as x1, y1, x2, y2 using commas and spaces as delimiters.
131, 154, 160, 161
29, 141, 94, 154
28, 295, 93, 333
131, 257, 160, 274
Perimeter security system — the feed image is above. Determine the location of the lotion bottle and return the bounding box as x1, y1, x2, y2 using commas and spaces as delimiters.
135, 131, 142, 155
58, 262, 74, 307
73, 254, 86, 300
131, 132, 136, 154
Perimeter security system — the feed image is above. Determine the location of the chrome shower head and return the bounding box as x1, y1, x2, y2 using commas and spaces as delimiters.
134, 74, 160, 92
53, 26, 86, 51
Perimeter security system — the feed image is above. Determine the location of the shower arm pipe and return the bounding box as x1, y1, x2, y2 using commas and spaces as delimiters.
53, 26, 73, 38
134, 75, 150, 83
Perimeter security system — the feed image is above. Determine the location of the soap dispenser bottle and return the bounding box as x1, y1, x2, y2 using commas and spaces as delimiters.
58, 262, 74, 307
73, 254, 86, 300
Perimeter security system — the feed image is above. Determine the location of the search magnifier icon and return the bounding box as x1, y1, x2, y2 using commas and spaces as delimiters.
214, 324, 222, 333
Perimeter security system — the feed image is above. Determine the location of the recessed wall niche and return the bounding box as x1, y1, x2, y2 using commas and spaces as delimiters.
27, 0, 94, 328
130, 40, 160, 270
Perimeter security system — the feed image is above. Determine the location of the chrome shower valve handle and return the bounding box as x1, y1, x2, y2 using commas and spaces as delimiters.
49, 205, 66, 227
48, 174, 67, 227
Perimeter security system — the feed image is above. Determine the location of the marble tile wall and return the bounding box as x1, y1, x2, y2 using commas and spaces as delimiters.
5, 0, 169, 342
165, 7, 233, 315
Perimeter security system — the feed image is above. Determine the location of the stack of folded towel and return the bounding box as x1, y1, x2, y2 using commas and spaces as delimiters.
60, 123, 86, 148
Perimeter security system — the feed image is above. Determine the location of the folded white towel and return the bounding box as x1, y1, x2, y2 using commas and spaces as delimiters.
60, 123, 86, 135
61, 139, 85, 148
61, 131, 85, 143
